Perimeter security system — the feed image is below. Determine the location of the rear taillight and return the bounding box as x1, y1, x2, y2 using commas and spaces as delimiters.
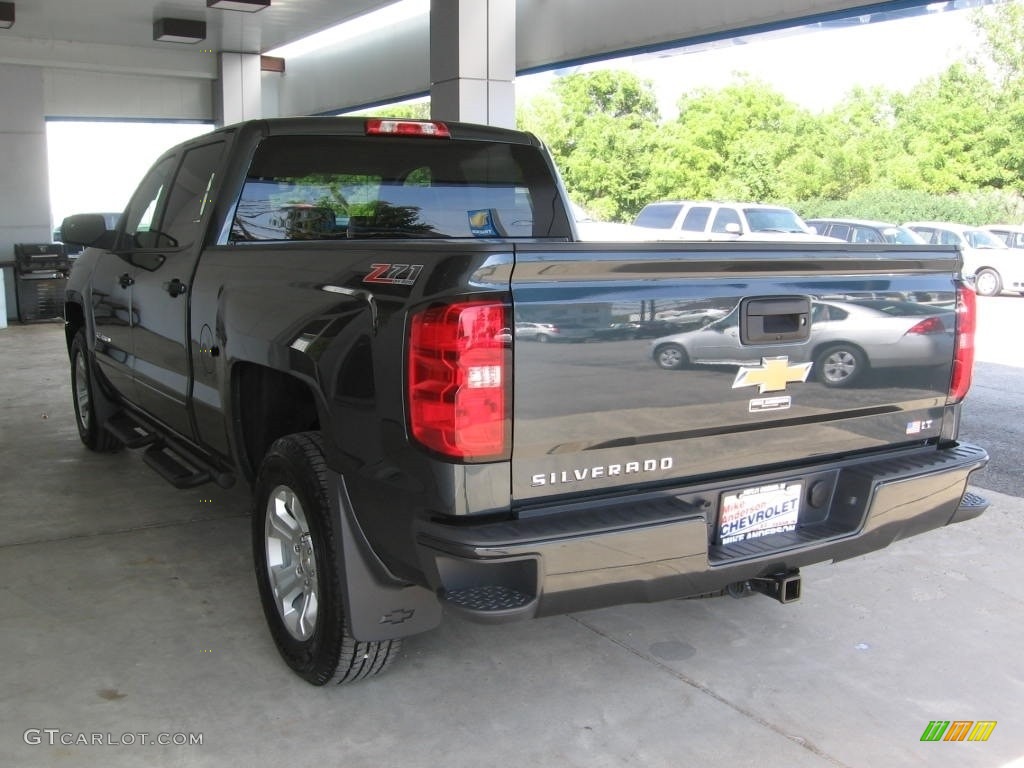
365, 118, 451, 138
905, 316, 945, 335
949, 283, 976, 403
408, 301, 510, 461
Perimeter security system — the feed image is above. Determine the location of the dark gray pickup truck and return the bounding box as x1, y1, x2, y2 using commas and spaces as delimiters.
61, 117, 988, 686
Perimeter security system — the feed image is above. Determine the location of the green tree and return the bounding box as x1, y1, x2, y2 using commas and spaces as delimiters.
518, 70, 661, 220
665, 78, 819, 202
886, 63, 1003, 193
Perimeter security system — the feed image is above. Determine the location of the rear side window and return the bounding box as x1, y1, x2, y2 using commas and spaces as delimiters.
825, 223, 850, 241
852, 226, 883, 244
634, 204, 682, 229
229, 135, 566, 241
679, 206, 711, 232
161, 141, 224, 249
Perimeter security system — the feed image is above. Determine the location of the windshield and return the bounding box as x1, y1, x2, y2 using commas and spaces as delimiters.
964, 229, 1008, 249
743, 207, 809, 233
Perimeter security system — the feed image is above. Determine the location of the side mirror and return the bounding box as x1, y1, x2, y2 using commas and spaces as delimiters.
724, 222, 741, 235
61, 214, 115, 249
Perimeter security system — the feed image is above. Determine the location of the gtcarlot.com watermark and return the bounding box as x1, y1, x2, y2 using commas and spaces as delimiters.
24, 729, 203, 747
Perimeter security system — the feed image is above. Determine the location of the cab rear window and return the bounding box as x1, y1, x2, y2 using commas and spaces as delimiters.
229, 134, 568, 241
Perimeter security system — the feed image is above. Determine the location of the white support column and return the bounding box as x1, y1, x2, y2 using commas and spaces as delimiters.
216, 52, 262, 126
0, 64, 52, 323
430, 0, 515, 128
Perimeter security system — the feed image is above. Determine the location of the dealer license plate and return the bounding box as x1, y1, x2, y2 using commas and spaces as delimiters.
718, 482, 802, 546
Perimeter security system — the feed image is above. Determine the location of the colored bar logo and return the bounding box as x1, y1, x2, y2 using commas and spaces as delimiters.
921, 721, 997, 742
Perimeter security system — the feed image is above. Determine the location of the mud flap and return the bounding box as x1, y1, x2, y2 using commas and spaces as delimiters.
327, 469, 442, 641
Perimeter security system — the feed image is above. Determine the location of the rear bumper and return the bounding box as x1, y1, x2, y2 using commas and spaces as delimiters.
415, 443, 989, 622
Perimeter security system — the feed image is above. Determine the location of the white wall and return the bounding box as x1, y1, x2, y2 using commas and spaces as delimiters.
44, 69, 212, 121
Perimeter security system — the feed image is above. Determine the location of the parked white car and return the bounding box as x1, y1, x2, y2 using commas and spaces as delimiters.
984, 224, 1024, 250
905, 221, 1024, 297
571, 203, 657, 241
633, 200, 841, 242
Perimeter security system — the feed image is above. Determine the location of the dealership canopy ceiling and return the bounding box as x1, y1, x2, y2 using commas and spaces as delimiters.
0, 0, 946, 118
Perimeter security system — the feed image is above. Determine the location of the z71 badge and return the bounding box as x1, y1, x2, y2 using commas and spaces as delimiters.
363, 263, 423, 286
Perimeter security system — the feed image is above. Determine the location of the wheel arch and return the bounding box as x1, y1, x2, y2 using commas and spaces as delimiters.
63, 299, 86, 353
231, 362, 325, 484
811, 338, 869, 363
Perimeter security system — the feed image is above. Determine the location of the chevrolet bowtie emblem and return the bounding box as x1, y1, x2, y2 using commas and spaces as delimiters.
732, 356, 813, 394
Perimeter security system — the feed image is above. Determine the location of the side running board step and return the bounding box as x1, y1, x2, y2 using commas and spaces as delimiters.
105, 412, 159, 448
143, 445, 212, 490
102, 410, 234, 490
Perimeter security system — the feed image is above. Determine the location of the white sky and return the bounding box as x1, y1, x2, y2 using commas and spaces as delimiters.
46, 2, 990, 228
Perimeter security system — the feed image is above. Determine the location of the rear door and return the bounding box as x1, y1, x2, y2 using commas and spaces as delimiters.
509, 242, 960, 504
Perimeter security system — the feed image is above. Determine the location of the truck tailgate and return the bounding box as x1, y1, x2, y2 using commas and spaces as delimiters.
510, 243, 961, 504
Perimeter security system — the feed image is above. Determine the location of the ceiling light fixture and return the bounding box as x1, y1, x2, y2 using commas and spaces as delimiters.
0, 2, 15, 30
207, 0, 270, 12
153, 18, 207, 44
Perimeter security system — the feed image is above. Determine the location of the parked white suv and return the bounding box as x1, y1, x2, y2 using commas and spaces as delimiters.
632, 201, 839, 242
984, 224, 1024, 250
905, 221, 1024, 297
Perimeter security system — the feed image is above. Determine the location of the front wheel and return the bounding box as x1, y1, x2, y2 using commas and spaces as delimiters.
816, 344, 866, 388
654, 344, 688, 370
252, 432, 401, 685
69, 330, 121, 452
974, 268, 1002, 297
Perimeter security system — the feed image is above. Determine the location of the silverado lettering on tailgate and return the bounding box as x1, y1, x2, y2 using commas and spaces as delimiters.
532, 457, 674, 487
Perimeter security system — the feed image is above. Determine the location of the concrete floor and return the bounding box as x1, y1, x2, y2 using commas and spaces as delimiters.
0, 321, 1021, 768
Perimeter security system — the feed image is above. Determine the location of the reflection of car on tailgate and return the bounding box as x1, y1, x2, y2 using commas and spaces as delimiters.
651, 299, 955, 387
514, 321, 590, 342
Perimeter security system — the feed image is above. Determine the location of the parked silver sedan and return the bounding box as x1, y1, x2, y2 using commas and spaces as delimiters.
650, 299, 954, 387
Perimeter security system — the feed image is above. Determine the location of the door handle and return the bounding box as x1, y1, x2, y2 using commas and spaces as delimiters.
164, 278, 188, 298
118, 273, 134, 289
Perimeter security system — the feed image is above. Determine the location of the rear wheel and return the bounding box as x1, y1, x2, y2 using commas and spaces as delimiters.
252, 432, 401, 685
974, 268, 1002, 297
654, 344, 688, 370
816, 344, 866, 388
69, 330, 121, 452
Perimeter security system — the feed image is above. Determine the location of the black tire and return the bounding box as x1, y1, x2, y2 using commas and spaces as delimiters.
974, 268, 1002, 297
537, 333, 549, 343
252, 432, 401, 685
816, 344, 866, 388
69, 330, 122, 452
654, 343, 688, 370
